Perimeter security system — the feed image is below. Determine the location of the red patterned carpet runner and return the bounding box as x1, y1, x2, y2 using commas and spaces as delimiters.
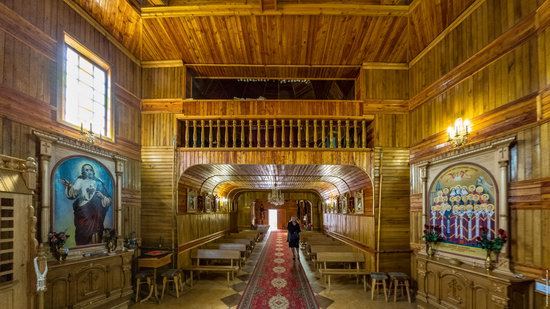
238, 230, 318, 309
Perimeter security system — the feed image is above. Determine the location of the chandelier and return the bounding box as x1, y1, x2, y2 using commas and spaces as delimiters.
267, 183, 285, 206
446, 118, 471, 147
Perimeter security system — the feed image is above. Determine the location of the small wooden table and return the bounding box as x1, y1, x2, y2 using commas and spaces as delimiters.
137, 252, 173, 303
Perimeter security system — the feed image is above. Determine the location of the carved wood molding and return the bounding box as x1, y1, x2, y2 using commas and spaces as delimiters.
0, 3, 57, 61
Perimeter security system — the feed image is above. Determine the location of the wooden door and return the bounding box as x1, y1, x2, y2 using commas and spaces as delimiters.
277, 209, 286, 229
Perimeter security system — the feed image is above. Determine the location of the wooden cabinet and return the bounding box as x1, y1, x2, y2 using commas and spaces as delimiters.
45, 251, 133, 309
416, 255, 532, 309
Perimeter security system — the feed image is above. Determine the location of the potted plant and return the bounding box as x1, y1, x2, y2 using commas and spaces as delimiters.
422, 224, 444, 257
476, 227, 507, 271
48, 231, 69, 263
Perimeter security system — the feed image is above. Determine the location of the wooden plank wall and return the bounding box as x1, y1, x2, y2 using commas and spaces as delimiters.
0, 2, 142, 238
142, 66, 184, 99
409, 0, 550, 279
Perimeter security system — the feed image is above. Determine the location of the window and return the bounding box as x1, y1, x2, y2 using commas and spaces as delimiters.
62, 34, 112, 138
0, 198, 14, 284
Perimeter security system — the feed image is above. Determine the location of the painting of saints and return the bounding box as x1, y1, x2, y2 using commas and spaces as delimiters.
54, 157, 114, 247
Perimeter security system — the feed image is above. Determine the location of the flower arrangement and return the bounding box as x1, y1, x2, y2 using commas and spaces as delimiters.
48, 231, 69, 262
48, 231, 69, 250
422, 224, 444, 243
102, 228, 117, 252
476, 227, 507, 254
422, 224, 444, 257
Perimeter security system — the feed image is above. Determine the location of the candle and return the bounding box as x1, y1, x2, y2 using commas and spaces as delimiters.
89, 122, 92, 132
80, 122, 83, 133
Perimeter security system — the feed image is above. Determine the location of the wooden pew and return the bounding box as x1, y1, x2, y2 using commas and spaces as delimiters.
309, 245, 354, 268
216, 238, 253, 255
204, 243, 248, 260
316, 252, 368, 292
182, 249, 241, 286
224, 234, 256, 248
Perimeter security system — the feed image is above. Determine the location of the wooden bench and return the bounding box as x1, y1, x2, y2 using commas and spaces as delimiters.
223, 235, 256, 249
318, 268, 370, 292
181, 249, 241, 286
217, 238, 253, 252
316, 252, 368, 292
204, 243, 248, 261
309, 245, 354, 268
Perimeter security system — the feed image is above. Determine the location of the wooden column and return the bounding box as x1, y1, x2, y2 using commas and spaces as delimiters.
418, 163, 429, 231
36, 134, 55, 243
115, 159, 125, 239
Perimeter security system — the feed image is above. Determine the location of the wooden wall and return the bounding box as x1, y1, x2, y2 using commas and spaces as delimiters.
409, 0, 550, 280
0, 2, 142, 239
235, 191, 321, 230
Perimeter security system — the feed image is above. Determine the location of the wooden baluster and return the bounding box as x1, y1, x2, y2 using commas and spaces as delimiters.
329, 120, 333, 148
337, 120, 342, 149
346, 120, 350, 149
281, 119, 286, 148
224, 120, 229, 147
321, 120, 326, 149
249, 120, 253, 147
208, 119, 214, 148
241, 120, 245, 148
297, 119, 302, 148
265, 119, 269, 148
217, 120, 221, 148
256, 120, 261, 147
273, 119, 277, 148
289, 119, 294, 148
353, 120, 359, 148
192, 120, 198, 148
184, 120, 189, 147
305, 120, 309, 149
200, 120, 205, 148
362, 120, 367, 148
232, 120, 237, 148
314, 120, 318, 149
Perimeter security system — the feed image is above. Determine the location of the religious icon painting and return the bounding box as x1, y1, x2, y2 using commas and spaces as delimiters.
429, 164, 497, 247
187, 189, 197, 213
205, 194, 212, 213
354, 190, 364, 214
52, 156, 115, 248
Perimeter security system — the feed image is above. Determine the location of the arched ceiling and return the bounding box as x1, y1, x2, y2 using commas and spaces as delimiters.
68, 0, 411, 78
179, 164, 372, 198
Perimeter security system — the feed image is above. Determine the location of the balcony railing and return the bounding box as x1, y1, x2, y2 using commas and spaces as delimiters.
177, 116, 372, 149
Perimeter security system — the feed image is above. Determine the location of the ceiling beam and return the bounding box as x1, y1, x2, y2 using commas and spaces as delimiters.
141, 3, 408, 18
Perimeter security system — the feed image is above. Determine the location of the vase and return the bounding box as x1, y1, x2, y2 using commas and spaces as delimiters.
53, 246, 68, 263
484, 251, 493, 271
426, 243, 435, 257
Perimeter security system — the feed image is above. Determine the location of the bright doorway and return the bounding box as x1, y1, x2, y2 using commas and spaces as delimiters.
268, 209, 278, 230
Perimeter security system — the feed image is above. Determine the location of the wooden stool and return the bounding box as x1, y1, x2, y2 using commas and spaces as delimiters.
160, 269, 184, 300
370, 272, 388, 302
388, 272, 411, 303
135, 270, 154, 303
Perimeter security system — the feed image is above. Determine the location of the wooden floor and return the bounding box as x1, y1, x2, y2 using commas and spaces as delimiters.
132, 231, 416, 308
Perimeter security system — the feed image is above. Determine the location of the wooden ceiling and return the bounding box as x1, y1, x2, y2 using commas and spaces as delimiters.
67, 0, 415, 78
179, 164, 372, 198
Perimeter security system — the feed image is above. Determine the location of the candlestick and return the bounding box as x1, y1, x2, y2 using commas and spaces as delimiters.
80, 122, 83, 133
89, 122, 92, 132
546, 269, 549, 307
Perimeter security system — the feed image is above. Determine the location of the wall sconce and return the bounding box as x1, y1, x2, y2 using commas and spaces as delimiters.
80, 122, 101, 145
447, 118, 471, 147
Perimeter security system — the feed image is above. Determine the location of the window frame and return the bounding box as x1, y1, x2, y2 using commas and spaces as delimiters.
59, 33, 114, 142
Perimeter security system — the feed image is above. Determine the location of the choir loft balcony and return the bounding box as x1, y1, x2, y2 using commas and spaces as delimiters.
177, 116, 374, 150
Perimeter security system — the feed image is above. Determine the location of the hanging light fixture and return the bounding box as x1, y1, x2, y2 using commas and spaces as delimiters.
268, 183, 285, 206
447, 118, 471, 147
